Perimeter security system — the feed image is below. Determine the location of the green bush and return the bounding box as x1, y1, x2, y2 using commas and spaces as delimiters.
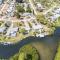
16, 5, 25, 13
15, 12, 21, 18
19, 28, 26, 33
26, 7, 32, 13
36, 14, 48, 25
9, 45, 40, 60
9, 53, 19, 60
54, 42, 60, 60
18, 45, 40, 60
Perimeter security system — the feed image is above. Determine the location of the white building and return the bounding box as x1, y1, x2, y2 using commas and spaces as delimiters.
32, 24, 43, 30
6, 27, 19, 37
36, 34, 44, 37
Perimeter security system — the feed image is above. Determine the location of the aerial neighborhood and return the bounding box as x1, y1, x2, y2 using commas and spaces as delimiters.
0, 0, 60, 60
0, 0, 59, 44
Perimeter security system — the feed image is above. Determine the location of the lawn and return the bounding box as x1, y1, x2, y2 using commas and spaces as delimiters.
9, 44, 40, 60
54, 42, 60, 60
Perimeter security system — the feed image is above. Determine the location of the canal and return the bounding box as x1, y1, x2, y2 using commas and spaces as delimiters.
0, 27, 60, 59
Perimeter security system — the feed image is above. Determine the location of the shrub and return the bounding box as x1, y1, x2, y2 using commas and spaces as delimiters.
16, 5, 25, 13
9, 45, 40, 60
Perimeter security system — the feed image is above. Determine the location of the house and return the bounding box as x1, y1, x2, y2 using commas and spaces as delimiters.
50, 14, 60, 21
24, 26, 30, 31
2, 42, 12, 45
50, 16, 56, 21
54, 10, 60, 14
36, 3, 44, 12
10, 32, 16, 37
22, 13, 33, 17
6, 27, 19, 37
53, 8, 60, 14
32, 24, 43, 30
7, 1, 15, 17
10, 27, 19, 37
37, 3, 42, 8
0, 27, 6, 33
36, 34, 44, 37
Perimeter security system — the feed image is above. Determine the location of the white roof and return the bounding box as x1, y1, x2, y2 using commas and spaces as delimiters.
24, 27, 30, 31
55, 14, 60, 18
6, 27, 18, 36
30, 16, 36, 20
10, 27, 18, 33
0, 27, 6, 33
57, 8, 60, 11
22, 13, 33, 17
50, 16, 56, 20
36, 34, 44, 37
37, 3, 42, 8
33, 24, 42, 30
13, 27, 18, 31
10, 32, 16, 37
54, 9, 60, 14
2, 42, 12, 45
50, 14, 60, 20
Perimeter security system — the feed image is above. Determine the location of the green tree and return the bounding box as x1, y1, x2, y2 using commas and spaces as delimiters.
55, 17, 60, 27
26, 7, 32, 13
15, 12, 21, 18
36, 14, 48, 25
28, 22, 32, 28
16, 5, 25, 13
9, 45, 40, 60
19, 28, 26, 33
54, 42, 60, 60
9, 53, 19, 60
19, 45, 40, 60
18, 53, 25, 60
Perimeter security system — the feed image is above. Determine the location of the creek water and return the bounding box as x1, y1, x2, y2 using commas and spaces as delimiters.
0, 27, 60, 59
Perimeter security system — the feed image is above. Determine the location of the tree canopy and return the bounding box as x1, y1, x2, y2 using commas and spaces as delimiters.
9, 45, 40, 60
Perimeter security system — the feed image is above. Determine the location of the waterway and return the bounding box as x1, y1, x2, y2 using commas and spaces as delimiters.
0, 27, 60, 59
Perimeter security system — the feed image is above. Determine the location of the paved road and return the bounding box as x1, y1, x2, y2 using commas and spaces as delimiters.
0, 0, 10, 14
43, 4, 57, 15
29, 0, 37, 15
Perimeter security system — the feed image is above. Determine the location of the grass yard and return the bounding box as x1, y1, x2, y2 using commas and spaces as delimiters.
9, 44, 40, 60
54, 42, 60, 60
